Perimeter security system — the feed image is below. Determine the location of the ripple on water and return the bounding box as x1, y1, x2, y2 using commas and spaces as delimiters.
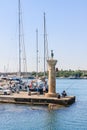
0, 79, 87, 130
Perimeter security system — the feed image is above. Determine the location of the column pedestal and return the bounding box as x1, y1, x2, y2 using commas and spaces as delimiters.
45, 59, 57, 97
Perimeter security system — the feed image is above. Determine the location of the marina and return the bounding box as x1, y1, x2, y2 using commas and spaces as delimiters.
0, 49, 75, 107
0, 0, 87, 129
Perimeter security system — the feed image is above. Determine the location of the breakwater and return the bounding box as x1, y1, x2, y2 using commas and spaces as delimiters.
0, 92, 75, 106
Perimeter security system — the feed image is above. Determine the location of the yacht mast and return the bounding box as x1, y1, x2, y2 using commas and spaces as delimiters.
44, 12, 46, 77
44, 12, 49, 76
18, 0, 21, 76
36, 29, 38, 77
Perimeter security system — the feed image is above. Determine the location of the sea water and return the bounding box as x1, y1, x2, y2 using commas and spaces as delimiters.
0, 79, 87, 130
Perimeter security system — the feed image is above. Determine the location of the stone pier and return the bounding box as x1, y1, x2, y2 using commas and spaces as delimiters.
45, 51, 57, 97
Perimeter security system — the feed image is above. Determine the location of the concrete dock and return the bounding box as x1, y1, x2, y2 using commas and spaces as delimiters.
0, 92, 75, 106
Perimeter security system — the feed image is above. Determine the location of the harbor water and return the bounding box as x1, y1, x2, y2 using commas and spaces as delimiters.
0, 79, 87, 130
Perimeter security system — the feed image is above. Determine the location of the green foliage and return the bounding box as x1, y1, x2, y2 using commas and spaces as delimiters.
31, 70, 84, 78
0, 70, 86, 78
56, 70, 83, 78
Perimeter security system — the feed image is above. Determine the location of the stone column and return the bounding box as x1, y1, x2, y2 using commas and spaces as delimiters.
45, 58, 57, 97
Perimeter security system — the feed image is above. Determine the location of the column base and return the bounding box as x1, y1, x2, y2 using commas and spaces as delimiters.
45, 93, 57, 97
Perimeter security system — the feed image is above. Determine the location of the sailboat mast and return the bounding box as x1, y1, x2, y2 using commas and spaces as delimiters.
44, 12, 46, 77
18, 0, 21, 76
36, 29, 38, 77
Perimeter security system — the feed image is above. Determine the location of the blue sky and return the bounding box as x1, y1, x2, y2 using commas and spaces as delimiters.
0, 0, 87, 72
